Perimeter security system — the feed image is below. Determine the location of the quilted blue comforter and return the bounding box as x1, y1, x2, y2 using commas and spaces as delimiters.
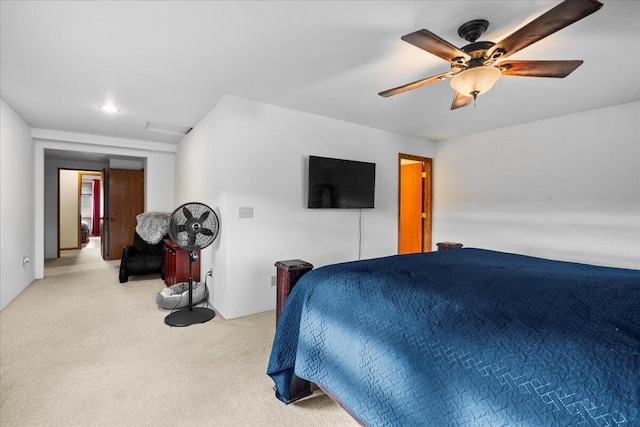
267, 248, 640, 426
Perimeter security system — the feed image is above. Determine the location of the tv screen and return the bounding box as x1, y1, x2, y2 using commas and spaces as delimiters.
308, 156, 376, 209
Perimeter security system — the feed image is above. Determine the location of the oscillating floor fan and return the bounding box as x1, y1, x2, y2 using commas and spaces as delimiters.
164, 202, 220, 327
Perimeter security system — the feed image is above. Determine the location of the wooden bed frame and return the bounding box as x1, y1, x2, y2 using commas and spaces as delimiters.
274, 259, 315, 403
274, 260, 367, 425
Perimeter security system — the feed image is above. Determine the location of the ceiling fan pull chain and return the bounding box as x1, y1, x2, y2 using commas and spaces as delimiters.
472, 91, 479, 107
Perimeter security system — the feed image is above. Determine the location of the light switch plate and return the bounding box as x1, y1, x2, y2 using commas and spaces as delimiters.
239, 207, 253, 218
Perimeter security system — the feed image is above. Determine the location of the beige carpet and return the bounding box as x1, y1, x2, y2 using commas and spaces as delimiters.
0, 238, 357, 426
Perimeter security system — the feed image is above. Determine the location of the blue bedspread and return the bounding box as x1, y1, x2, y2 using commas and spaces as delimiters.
267, 248, 640, 426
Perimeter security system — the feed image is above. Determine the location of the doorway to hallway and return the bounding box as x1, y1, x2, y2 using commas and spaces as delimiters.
398, 153, 432, 254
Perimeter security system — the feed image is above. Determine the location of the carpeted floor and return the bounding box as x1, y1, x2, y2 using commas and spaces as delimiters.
0, 238, 357, 426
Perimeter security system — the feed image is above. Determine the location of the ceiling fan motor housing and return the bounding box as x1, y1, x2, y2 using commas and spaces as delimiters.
452, 41, 496, 72
458, 19, 489, 43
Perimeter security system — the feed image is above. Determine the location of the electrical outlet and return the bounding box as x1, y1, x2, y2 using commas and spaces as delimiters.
271, 276, 277, 287
239, 207, 253, 218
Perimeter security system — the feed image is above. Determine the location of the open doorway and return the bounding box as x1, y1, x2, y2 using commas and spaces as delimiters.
80, 172, 102, 246
398, 154, 432, 254
38, 147, 149, 279
58, 169, 101, 256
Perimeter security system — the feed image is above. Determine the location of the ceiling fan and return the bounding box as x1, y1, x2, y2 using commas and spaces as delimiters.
379, 0, 603, 110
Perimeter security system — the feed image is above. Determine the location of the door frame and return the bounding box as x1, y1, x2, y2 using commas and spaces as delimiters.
78, 171, 101, 247
57, 168, 102, 256
398, 153, 432, 253
100, 168, 107, 260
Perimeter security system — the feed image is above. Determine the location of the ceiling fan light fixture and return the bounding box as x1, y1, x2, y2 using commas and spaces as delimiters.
450, 66, 501, 99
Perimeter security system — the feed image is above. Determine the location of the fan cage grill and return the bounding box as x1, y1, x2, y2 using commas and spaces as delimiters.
168, 202, 219, 251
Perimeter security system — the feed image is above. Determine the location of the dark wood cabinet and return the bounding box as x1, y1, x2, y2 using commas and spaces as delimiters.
275, 259, 313, 326
164, 239, 200, 286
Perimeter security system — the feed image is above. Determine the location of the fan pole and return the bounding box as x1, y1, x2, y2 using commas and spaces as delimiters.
164, 251, 216, 327
188, 251, 194, 311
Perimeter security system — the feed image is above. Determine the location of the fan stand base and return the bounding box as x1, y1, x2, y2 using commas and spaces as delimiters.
164, 307, 216, 327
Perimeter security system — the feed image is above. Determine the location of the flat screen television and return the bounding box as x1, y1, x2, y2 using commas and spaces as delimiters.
308, 155, 376, 209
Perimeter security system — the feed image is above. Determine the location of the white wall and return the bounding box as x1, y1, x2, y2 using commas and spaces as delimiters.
176, 95, 436, 319
1, 98, 35, 310
58, 170, 80, 249
433, 101, 640, 269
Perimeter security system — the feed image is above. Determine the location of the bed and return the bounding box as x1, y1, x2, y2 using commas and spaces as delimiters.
267, 248, 640, 426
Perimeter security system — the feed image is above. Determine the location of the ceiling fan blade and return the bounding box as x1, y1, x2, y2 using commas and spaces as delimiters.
379, 72, 454, 98
499, 60, 583, 78
487, 0, 603, 60
450, 92, 473, 110
402, 29, 471, 63
182, 206, 193, 219
177, 224, 186, 233
188, 233, 196, 248
199, 210, 210, 221
201, 228, 214, 236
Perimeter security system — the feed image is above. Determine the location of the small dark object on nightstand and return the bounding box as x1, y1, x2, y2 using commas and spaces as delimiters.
436, 242, 463, 251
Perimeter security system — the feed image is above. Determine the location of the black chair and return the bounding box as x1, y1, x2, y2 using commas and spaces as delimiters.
119, 232, 168, 283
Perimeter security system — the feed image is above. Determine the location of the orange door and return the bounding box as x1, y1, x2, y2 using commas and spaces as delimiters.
398, 154, 432, 254
399, 162, 423, 254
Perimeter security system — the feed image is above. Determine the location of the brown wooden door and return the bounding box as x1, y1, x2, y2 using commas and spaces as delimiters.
108, 169, 144, 260
398, 154, 432, 254
100, 169, 106, 259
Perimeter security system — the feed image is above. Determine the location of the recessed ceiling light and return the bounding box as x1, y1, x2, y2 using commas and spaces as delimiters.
99, 104, 119, 113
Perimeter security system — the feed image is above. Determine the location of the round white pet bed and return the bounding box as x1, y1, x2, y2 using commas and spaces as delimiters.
156, 282, 208, 310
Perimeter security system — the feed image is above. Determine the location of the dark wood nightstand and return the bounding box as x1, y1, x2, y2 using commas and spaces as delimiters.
164, 239, 200, 286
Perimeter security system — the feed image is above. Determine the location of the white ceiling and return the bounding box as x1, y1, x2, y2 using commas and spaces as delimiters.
2, 1, 638, 148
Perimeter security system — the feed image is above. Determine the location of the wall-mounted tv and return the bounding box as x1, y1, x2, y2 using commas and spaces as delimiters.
308, 155, 376, 209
